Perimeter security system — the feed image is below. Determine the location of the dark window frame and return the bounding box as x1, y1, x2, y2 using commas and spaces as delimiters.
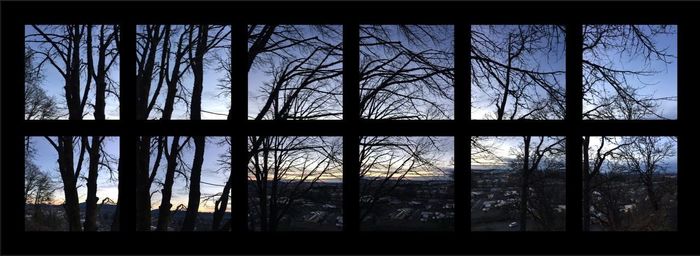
1, 1, 695, 254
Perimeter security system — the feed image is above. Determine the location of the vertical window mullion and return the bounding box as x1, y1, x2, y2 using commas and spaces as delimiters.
119, 21, 136, 232
11, 20, 25, 233
565, 22, 583, 232
453, 22, 470, 232
231, 21, 249, 232
343, 22, 360, 232
676, 23, 691, 231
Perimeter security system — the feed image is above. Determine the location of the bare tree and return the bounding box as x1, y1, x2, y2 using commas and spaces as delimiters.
85, 25, 120, 120
582, 136, 629, 231
111, 156, 122, 231
618, 136, 675, 211
359, 137, 449, 222
43, 136, 84, 231
509, 136, 565, 231
155, 136, 191, 231
27, 25, 120, 231
24, 48, 58, 120
246, 25, 343, 120
26, 25, 119, 120
360, 25, 454, 120
582, 25, 676, 120
181, 25, 230, 231
211, 137, 232, 230
471, 25, 565, 120
83, 136, 105, 231
24, 160, 57, 211
208, 25, 343, 230
590, 169, 627, 230
248, 136, 342, 231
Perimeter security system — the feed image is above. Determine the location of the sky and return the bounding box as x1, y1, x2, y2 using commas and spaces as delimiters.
470, 25, 677, 120
471, 25, 566, 120
248, 25, 344, 120
360, 25, 455, 120
585, 136, 677, 173
361, 136, 454, 181
26, 25, 677, 121
26, 136, 120, 204
471, 136, 678, 173
247, 136, 344, 183
470, 136, 565, 170
136, 25, 231, 120
149, 137, 230, 213
582, 25, 677, 120
25, 25, 121, 120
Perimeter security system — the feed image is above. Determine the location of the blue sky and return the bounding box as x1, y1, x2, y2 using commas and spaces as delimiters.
27, 136, 120, 204
470, 136, 565, 170
582, 25, 677, 120
149, 137, 230, 213
248, 25, 344, 120
585, 136, 678, 174
25, 25, 121, 120
471, 25, 566, 120
136, 25, 231, 120
360, 25, 455, 120
471, 136, 677, 173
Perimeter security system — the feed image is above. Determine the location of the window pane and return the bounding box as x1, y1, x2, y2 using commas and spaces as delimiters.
248, 136, 343, 231
25, 25, 120, 120
471, 25, 566, 120
360, 136, 454, 231
136, 25, 231, 120
146, 136, 231, 231
24, 136, 120, 231
248, 25, 343, 120
582, 25, 677, 120
360, 25, 454, 120
471, 136, 566, 231
583, 136, 677, 231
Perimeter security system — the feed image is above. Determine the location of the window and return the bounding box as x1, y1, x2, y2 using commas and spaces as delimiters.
2, 1, 692, 255
471, 136, 566, 231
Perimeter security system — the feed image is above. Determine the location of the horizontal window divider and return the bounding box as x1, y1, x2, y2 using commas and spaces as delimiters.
18, 120, 683, 136
6, 2, 690, 24
10, 230, 686, 254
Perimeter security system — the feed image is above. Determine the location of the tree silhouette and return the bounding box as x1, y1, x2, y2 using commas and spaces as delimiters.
471, 25, 565, 120
359, 137, 451, 225
507, 136, 565, 231
582, 136, 629, 231
24, 48, 58, 120
582, 25, 676, 120
618, 136, 675, 211
247, 136, 342, 231
360, 25, 454, 120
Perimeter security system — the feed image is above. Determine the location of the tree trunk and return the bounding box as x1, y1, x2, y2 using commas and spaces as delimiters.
161, 25, 186, 121
519, 136, 531, 231
111, 155, 122, 231
66, 26, 83, 121
83, 136, 101, 231
136, 136, 152, 230
94, 33, 108, 121
211, 178, 231, 230
181, 26, 208, 231
582, 136, 591, 231
58, 136, 82, 231
137, 25, 165, 120
182, 136, 205, 231
157, 136, 181, 231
